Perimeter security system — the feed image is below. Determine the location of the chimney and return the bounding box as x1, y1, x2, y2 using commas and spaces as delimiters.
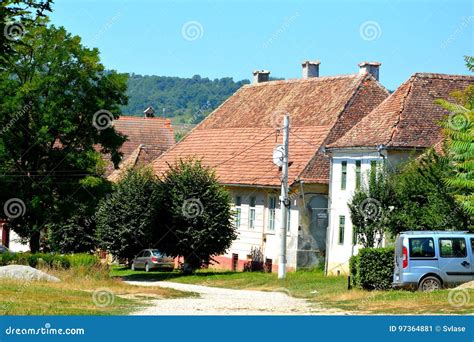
253, 70, 270, 84
143, 106, 155, 118
302, 60, 320, 79
358, 62, 381, 81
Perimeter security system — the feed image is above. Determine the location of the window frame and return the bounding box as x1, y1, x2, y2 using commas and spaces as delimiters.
408, 237, 435, 258
249, 196, 256, 229
338, 215, 345, 244
355, 160, 361, 189
268, 196, 276, 231
341, 161, 347, 190
439, 237, 468, 258
234, 196, 242, 229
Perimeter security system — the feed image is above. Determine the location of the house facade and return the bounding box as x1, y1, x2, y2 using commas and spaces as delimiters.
325, 73, 474, 275
152, 61, 389, 271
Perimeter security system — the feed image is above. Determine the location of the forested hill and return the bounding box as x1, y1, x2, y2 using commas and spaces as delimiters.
122, 74, 250, 123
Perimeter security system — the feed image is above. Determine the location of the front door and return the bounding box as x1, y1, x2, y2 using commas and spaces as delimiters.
308, 195, 329, 252
438, 237, 473, 284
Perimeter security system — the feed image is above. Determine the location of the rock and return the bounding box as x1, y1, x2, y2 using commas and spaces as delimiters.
454, 281, 474, 289
0, 265, 60, 282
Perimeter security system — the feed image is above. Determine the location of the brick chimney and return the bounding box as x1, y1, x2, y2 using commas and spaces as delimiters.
358, 62, 381, 81
302, 60, 320, 79
253, 70, 270, 84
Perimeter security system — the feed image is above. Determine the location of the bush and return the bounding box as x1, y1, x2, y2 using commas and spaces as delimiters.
65, 253, 100, 268
350, 247, 395, 290
0, 252, 73, 269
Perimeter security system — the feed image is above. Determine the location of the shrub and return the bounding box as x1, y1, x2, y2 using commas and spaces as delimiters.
350, 247, 395, 290
66, 253, 100, 268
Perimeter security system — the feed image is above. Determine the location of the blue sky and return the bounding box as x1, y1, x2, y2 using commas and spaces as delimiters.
50, 0, 473, 90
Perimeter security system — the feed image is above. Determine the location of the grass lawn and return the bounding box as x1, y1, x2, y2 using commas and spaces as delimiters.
0, 267, 193, 315
111, 267, 474, 314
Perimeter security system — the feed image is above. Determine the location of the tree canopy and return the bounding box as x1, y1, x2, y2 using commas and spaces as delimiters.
155, 159, 236, 273
95, 168, 159, 263
0, 21, 128, 251
123, 74, 249, 123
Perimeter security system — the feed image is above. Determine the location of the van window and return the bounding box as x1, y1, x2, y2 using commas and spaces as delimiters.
439, 238, 467, 258
409, 238, 435, 258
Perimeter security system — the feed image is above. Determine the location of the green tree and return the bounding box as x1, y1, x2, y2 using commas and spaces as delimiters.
348, 165, 393, 248
155, 159, 236, 273
436, 56, 474, 217
0, 22, 127, 252
386, 151, 470, 235
95, 168, 159, 264
0, 0, 52, 69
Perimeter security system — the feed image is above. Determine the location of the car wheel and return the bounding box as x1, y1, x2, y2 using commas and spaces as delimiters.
145, 263, 150, 273
418, 276, 442, 292
131, 263, 135, 271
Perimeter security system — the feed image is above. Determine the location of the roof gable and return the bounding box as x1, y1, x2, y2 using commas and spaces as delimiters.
329, 73, 474, 149
152, 74, 389, 186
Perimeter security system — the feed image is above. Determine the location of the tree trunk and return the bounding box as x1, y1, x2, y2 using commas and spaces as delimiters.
29, 231, 40, 253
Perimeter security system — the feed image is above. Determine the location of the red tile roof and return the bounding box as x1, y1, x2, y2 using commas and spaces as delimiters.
329, 73, 474, 149
105, 116, 175, 178
152, 74, 389, 186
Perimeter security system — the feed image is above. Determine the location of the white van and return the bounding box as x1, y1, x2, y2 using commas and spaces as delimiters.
393, 231, 474, 291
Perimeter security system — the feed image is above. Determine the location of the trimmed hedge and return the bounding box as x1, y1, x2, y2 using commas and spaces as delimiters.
349, 247, 395, 290
0, 252, 100, 270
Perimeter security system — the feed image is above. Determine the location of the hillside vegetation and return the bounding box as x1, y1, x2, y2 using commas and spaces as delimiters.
122, 74, 250, 124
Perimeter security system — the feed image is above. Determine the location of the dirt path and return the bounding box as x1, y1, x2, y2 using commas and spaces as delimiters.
126, 280, 347, 315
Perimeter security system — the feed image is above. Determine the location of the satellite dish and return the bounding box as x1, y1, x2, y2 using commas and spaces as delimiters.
273, 145, 285, 167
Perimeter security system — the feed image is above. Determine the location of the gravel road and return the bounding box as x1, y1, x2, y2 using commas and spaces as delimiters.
126, 280, 346, 315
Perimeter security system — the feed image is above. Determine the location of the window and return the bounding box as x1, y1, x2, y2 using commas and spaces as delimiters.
268, 196, 276, 231
338, 216, 345, 244
355, 160, 361, 189
409, 238, 435, 258
341, 161, 347, 190
352, 228, 358, 245
249, 196, 256, 229
439, 238, 467, 258
143, 251, 151, 257
234, 196, 242, 228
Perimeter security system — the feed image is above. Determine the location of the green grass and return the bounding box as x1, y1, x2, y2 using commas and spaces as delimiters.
111, 266, 474, 314
0, 266, 193, 315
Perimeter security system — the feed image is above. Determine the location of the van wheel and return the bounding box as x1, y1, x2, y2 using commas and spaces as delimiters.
418, 276, 442, 292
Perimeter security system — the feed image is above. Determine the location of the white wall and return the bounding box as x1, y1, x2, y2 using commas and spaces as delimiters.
224, 187, 299, 269
9, 230, 29, 252
326, 149, 382, 274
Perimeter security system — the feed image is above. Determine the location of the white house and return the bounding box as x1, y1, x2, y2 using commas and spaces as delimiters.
152, 61, 389, 271
325, 73, 474, 275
